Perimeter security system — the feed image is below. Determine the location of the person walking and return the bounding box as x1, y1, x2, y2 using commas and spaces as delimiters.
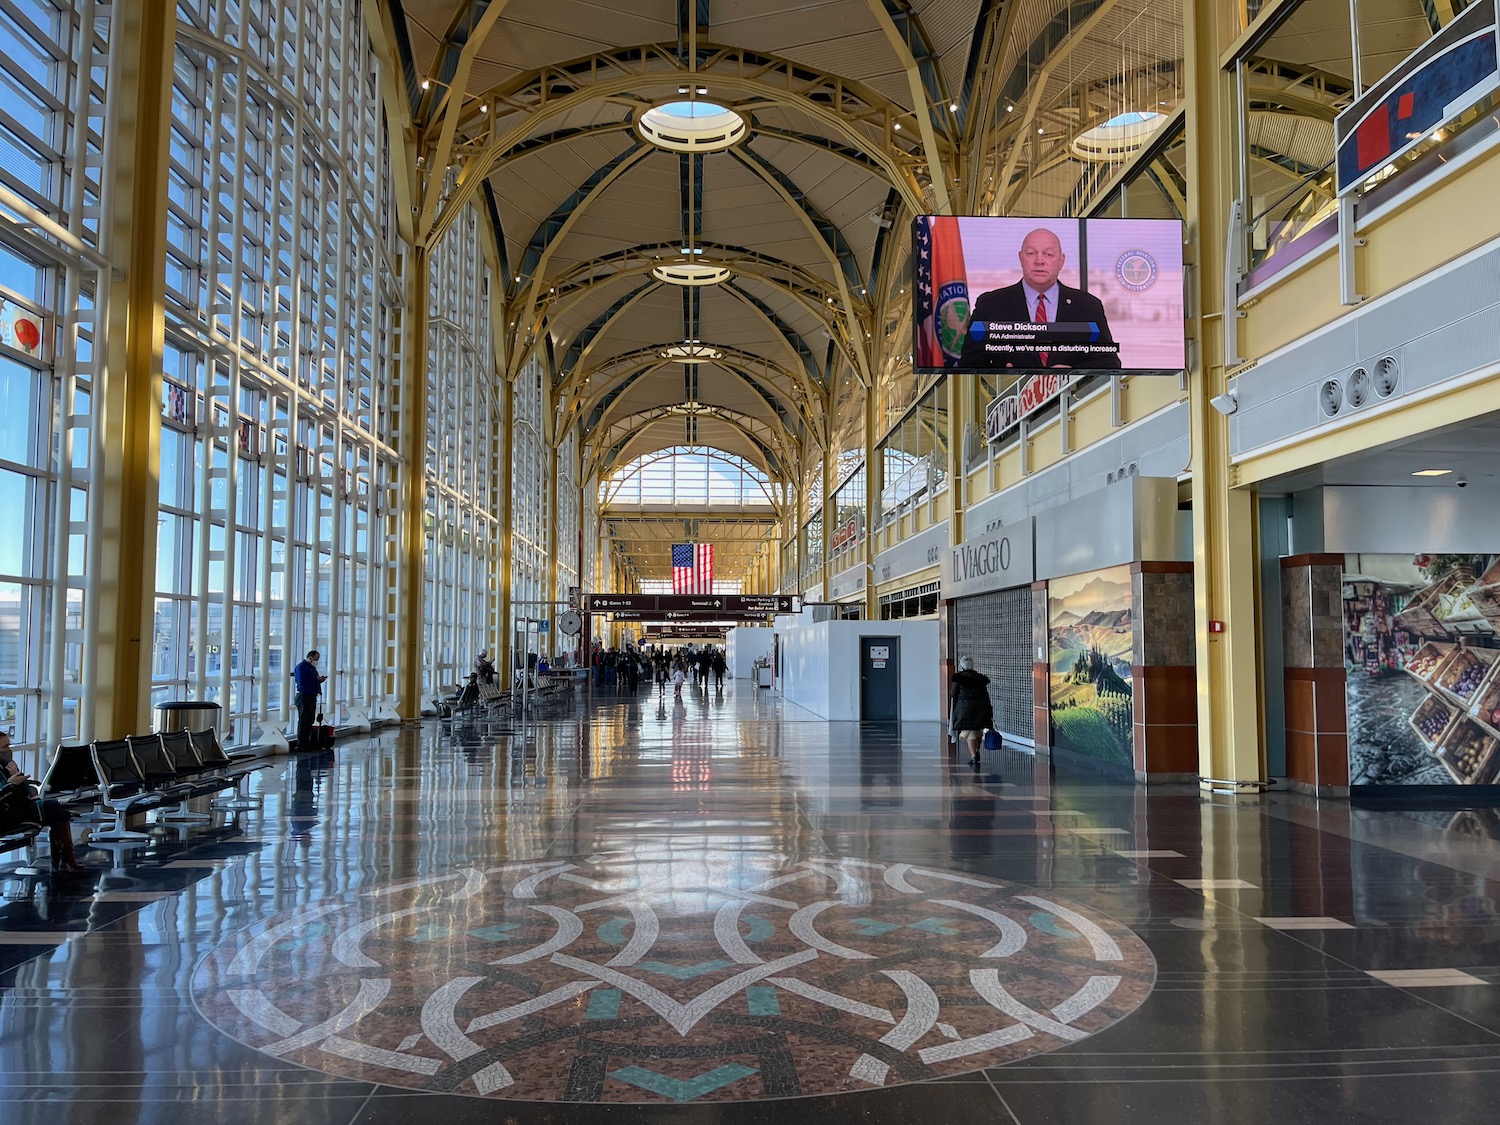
671, 659, 686, 697
949, 656, 995, 765
712, 651, 727, 690
292, 649, 326, 750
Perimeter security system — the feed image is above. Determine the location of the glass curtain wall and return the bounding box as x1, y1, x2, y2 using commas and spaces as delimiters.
157, 0, 399, 743
0, 0, 108, 770
424, 202, 502, 694
511, 357, 549, 660
555, 427, 580, 598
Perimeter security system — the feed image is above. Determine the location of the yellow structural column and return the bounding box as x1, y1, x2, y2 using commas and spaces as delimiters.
395, 246, 430, 719
1186, 0, 1263, 789
497, 379, 516, 674
93, 0, 173, 739
863, 388, 881, 619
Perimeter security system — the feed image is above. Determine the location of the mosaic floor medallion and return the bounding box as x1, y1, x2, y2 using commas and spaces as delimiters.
193, 854, 1156, 1103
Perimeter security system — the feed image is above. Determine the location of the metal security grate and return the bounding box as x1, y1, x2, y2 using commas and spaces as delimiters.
951, 588, 1034, 741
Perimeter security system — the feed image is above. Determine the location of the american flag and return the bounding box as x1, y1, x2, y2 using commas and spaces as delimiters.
914, 216, 938, 368
672, 543, 714, 594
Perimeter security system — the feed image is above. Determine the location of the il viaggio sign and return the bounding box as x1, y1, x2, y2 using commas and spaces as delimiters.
941, 517, 1035, 598
913, 216, 1185, 376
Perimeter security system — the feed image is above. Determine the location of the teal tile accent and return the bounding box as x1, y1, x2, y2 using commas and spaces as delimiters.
273, 922, 328, 951
746, 986, 780, 1016
850, 918, 903, 936
908, 917, 959, 936
406, 924, 452, 943
740, 915, 774, 942
586, 989, 621, 1020
609, 1063, 758, 1102
597, 917, 631, 946
637, 959, 734, 980
468, 923, 519, 942
1029, 911, 1078, 939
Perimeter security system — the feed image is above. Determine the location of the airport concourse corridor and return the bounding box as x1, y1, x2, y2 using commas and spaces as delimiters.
2, 686, 1500, 1123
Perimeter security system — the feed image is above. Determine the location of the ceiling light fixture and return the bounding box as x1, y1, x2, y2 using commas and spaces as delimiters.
893, 121, 902, 130
949, 101, 958, 111
1412, 469, 1453, 477
421, 79, 430, 91
660, 342, 723, 363
653, 261, 732, 287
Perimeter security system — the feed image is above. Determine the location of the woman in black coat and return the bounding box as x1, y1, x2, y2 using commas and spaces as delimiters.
949, 657, 995, 764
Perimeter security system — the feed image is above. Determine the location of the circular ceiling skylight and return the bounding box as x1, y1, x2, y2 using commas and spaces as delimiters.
1071, 110, 1169, 163
652, 261, 733, 286
637, 100, 748, 152
659, 342, 723, 363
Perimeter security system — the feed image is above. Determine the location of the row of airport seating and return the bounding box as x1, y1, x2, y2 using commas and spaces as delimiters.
0, 728, 269, 866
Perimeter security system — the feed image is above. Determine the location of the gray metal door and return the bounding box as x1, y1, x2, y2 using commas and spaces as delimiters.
859, 636, 901, 721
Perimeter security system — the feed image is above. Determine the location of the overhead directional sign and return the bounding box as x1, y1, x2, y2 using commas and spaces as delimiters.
583, 594, 797, 615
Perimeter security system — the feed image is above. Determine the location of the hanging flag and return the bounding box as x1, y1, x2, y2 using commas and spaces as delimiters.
916, 217, 970, 369
672, 543, 715, 594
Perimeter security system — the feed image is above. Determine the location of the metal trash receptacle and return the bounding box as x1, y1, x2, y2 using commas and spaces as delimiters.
153, 701, 222, 735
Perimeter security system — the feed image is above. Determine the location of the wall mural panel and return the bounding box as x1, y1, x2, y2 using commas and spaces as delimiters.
1344, 554, 1500, 786
1047, 566, 1134, 768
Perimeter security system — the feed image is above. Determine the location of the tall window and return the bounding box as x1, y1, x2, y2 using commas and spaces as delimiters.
0, 0, 108, 768
555, 427, 580, 597
600, 447, 777, 507
425, 203, 502, 693
156, 0, 398, 743
511, 357, 549, 658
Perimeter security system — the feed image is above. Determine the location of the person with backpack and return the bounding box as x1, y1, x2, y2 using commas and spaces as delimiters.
292, 649, 326, 750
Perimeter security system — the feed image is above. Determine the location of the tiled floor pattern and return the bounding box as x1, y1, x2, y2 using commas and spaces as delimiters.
0, 682, 1496, 1122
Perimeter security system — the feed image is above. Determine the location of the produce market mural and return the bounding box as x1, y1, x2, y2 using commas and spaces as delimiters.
1048, 566, 1134, 769
1343, 554, 1500, 785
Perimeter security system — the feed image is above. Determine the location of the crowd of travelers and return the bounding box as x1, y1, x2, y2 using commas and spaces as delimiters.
591, 644, 727, 696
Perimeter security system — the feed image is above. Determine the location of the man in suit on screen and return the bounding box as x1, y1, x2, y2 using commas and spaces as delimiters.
957, 227, 1120, 370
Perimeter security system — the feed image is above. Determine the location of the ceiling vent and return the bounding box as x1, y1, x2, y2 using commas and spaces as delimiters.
1319, 378, 1344, 418
1373, 355, 1400, 398
1346, 366, 1371, 409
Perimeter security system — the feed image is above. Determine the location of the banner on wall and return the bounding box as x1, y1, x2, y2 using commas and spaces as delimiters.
0, 298, 45, 360
1344, 553, 1500, 785
1047, 565, 1134, 769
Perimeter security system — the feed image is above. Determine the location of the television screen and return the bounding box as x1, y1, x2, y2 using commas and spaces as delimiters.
912, 216, 1185, 375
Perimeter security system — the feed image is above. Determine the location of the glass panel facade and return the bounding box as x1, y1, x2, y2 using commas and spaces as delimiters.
157, 0, 399, 744
425, 203, 502, 695
0, 0, 107, 770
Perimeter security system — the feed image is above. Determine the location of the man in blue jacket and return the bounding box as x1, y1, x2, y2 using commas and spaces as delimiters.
292, 650, 326, 749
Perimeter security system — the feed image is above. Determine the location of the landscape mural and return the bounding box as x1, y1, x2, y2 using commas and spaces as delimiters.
1048, 565, 1134, 769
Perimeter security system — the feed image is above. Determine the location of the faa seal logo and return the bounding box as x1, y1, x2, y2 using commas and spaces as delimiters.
1114, 249, 1158, 292
936, 281, 970, 363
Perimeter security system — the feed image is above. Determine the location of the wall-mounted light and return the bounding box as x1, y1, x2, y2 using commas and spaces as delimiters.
1210, 389, 1238, 416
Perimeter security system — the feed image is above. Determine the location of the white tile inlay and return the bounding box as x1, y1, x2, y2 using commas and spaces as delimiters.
163, 859, 234, 869
1254, 916, 1354, 930
1070, 828, 1130, 836
1115, 850, 1185, 858
1175, 878, 1258, 890
1366, 968, 1488, 987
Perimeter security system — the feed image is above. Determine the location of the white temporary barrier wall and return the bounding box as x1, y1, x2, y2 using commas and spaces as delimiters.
777, 618, 940, 721
725, 627, 775, 679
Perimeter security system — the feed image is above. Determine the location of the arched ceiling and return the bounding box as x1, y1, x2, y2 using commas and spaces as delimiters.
375, 0, 1421, 579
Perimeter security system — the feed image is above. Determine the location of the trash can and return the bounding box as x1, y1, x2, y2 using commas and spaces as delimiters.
153, 700, 222, 735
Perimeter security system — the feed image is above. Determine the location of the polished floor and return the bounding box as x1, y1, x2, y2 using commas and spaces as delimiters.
3, 681, 1500, 1122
